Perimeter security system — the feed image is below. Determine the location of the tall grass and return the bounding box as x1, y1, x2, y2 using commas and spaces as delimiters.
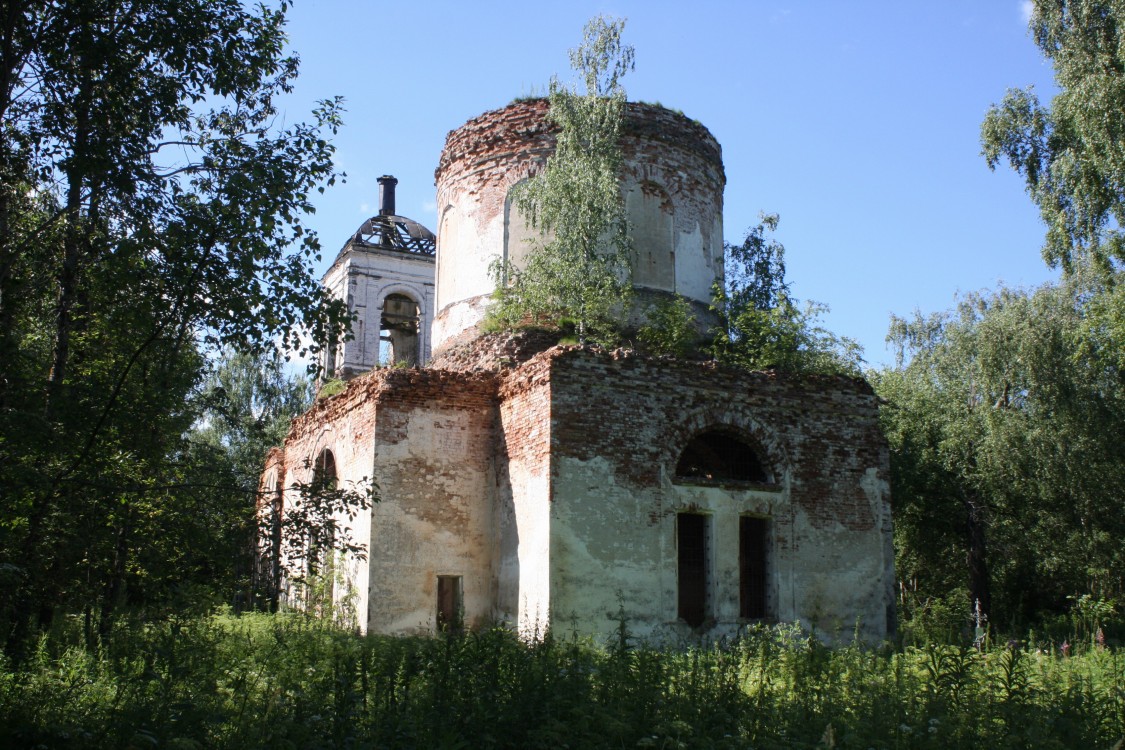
1, 613, 1122, 749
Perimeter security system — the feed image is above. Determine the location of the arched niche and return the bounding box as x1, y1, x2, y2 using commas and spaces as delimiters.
435, 203, 457, 307
503, 180, 541, 274
625, 180, 675, 291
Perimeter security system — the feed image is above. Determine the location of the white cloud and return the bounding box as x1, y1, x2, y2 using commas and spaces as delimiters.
422, 200, 436, 215
1020, 0, 1034, 25
359, 202, 369, 214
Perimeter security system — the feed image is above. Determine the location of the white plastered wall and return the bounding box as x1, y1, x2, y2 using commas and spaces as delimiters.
322, 245, 435, 375
366, 402, 496, 634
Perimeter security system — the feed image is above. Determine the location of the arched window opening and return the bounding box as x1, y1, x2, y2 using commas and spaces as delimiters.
379, 293, 420, 367
256, 472, 285, 611
269, 489, 283, 579
674, 430, 768, 484
313, 449, 337, 492
307, 450, 338, 584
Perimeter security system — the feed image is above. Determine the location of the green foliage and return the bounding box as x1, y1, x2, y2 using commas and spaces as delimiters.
1069, 594, 1119, 643
711, 295, 864, 374
487, 16, 634, 346
0, 0, 352, 652
2, 614, 1124, 749
637, 295, 696, 357
874, 280, 1125, 625
724, 212, 791, 312
898, 585, 974, 647
710, 215, 863, 374
191, 347, 312, 490
982, 0, 1125, 275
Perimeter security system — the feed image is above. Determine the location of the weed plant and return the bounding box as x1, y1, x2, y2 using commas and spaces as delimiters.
1, 612, 1123, 749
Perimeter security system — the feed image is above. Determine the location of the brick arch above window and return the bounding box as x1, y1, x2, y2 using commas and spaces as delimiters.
665, 407, 790, 491
675, 428, 769, 483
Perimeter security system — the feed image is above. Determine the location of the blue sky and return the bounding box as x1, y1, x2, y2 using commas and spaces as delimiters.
278, 1, 1057, 368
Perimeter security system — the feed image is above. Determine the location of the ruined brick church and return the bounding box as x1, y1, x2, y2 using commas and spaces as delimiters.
261, 100, 895, 642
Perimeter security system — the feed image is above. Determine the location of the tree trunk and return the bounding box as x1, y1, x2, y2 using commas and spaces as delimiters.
45, 153, 87, 417
98, 520, 131, 642
963, 489, 992, 621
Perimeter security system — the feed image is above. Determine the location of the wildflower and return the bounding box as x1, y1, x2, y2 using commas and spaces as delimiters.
1061, 640, 1070, 657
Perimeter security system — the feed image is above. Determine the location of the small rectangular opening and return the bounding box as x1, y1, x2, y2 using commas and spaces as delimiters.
677, 513, 709, 627
740, 516, 769, 619
436, 575, 463, 632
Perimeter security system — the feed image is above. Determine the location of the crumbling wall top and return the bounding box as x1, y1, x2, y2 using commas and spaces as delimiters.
435, 99, 724, 185
428, 329, 562, 373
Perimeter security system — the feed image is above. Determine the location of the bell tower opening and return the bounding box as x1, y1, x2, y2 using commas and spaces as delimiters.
379, 293, 421, 367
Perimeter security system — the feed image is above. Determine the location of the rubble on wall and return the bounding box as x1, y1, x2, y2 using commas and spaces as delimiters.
434, 99, 724, 243
428, 329, 563, 373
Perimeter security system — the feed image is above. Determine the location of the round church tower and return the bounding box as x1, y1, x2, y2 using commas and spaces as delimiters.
432, 99, 726, 354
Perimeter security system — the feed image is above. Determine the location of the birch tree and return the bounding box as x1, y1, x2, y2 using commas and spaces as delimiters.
489, 16, 634, 345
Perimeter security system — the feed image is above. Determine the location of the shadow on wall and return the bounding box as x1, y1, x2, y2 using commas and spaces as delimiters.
492, 424, 520, 628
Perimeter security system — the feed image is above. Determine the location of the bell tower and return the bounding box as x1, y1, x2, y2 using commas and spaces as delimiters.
321, 176, 437, 378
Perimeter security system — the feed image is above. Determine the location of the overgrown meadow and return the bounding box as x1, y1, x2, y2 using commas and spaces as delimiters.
2, 612, 1122, 749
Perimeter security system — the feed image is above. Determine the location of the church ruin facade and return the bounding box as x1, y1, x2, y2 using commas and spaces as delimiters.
260, 100, 895, 642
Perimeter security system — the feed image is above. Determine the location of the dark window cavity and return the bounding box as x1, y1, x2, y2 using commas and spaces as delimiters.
437, 575, 463, 632
379, 293, 420, 367
677, 513, 709, 627
675, 430, 767, 483
740, 516, 769, 619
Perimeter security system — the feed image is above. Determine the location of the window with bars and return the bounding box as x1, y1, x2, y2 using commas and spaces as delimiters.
675, 429, 768, 484
677, 513, 709, 627
740, 516, 769, 619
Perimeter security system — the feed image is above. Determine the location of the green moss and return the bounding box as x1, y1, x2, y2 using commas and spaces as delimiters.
316, 378, 346, 399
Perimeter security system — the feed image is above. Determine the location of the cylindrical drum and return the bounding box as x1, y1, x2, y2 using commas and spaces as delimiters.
432, 99, 726, 354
